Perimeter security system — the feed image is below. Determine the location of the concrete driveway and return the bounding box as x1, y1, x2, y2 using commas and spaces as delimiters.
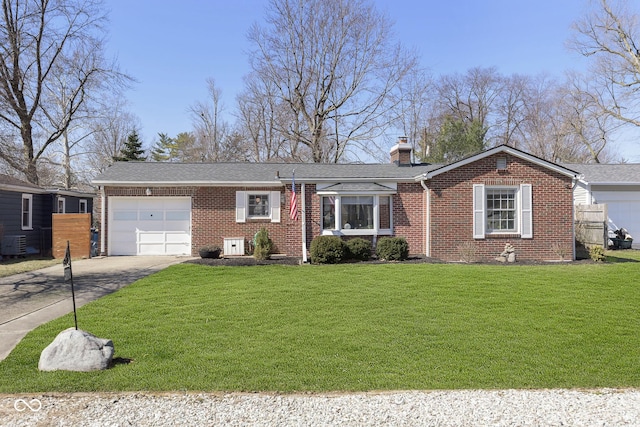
0, 256, 190, 361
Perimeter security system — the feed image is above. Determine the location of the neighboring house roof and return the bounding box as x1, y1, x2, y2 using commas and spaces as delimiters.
0, 173, 95, 197
0, 173, 47, 194
564, 163, 640, 185
92, 162, 440, 186
418, 145, 580, 180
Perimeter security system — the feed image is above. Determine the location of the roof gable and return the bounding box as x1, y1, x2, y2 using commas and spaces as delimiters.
417, 145, 579, 180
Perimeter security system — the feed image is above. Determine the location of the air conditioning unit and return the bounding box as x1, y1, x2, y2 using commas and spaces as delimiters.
1, 235, 27, 256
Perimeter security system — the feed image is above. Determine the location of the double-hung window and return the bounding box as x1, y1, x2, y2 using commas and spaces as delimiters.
248, 193, 270, 218
79, 199, 88, 214
473, 184, 532, 238
57, 197, 66, 214
235, 191, 281, 223
486, 189, 516, 232
21, 194, 33, 230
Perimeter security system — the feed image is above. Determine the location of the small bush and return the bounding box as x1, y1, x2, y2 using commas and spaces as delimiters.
376, 237, 409, 261
457, 241, 477, 263
551, 243, 569, 260
346, 238, 372, 261
310, 236, 347, 264
253, 228, 273, 260
589, 245, 605, 262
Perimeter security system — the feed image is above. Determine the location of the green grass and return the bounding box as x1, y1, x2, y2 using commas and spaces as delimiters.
1, 252, 640, 393
0, 257, 59, 278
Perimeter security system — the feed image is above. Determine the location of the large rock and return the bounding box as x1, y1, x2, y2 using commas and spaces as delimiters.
39, 328, 114, 372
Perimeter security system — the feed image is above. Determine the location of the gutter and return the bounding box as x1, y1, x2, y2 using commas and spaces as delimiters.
420, 177, 430, 257
100, 186, 106, 256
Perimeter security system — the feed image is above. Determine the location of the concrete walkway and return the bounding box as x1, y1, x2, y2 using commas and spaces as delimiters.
0, 256, 190, 361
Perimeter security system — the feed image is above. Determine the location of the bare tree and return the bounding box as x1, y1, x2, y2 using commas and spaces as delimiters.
189, 78, 230, 161
571, 0, 640, 127
494, 74, 530, 148
391, 67, 436, 162
247, 0, 416, 163
85, 97, 140, 175
0, 0, 127, 184
236, 72, 295, 162
558, 71, 619, 163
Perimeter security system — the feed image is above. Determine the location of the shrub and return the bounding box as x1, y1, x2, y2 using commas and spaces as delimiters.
376, 237, 409, 261
310, 236, 347, 264
457, 241, 477, 263
198, 245, 221, 259
253, 228, 273, 260
551, 243, 569, 261
346, 238, 372, 261
589, 245, 605, 262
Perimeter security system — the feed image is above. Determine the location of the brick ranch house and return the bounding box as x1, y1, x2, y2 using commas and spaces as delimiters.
92, 141, 579, 262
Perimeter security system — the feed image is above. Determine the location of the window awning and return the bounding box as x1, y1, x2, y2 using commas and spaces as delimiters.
316, 182, 396, 194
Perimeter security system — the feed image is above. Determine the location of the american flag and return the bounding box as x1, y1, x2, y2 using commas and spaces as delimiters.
289, 171, 299, 221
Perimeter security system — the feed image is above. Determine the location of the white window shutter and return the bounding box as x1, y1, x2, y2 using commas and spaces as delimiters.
473, 184, 485, 239
236, 191, 246, 223
521, 184, 533, 238
271, 191, 281, 223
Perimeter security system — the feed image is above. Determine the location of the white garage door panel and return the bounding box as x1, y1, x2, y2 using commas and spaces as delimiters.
109, 197, 191, 256
593, 191, 639, 248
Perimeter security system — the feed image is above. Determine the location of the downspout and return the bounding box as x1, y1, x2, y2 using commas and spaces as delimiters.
572, 175, 583, 261
420, 177, 430, 257
100, 186, 106, 256
301, 183, 308, 262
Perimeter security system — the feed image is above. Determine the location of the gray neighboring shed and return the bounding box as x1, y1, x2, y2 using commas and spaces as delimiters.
567, 163, 640, 248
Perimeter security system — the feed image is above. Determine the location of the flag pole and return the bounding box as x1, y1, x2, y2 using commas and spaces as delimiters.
64, 240, 78, 330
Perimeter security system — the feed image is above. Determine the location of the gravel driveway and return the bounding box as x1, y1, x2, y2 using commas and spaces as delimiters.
2, 388, 639, 426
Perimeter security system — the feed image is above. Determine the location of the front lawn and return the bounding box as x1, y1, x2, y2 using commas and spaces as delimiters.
1, 253, 639, 393
0, 257, 59, 278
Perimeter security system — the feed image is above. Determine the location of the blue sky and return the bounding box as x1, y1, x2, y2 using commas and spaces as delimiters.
103, 0, 639, 161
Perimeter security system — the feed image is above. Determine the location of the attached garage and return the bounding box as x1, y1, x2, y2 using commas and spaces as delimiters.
570, 163, 640, 249
591, 188, 640, 248
108, 197, 191, 255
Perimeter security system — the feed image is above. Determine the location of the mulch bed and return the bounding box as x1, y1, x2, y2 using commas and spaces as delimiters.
185, 255, 594, 267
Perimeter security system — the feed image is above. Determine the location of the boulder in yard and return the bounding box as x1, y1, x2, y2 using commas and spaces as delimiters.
39, 328, 114, 372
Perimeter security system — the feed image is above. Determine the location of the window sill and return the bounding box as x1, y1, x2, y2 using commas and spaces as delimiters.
485, 233, 520, 239
321, 229, 392, 236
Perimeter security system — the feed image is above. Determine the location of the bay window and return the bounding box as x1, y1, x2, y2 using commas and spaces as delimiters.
321, 194, 392, 234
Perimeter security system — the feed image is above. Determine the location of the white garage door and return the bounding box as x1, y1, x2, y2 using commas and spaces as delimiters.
593, 191, 640, 248
109, 197, 191, 255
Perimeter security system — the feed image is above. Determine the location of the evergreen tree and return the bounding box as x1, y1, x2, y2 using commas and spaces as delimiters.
113, 130, 146, 161
151, 133, 176, 162
423, 117, 486, 164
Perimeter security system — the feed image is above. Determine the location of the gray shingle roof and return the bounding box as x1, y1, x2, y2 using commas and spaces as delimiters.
564, 163, 640, 184
0, 173, 40, 188
92, 161, 440, 185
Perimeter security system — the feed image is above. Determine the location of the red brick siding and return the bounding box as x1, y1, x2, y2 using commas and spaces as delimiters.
192, 186, 291, 255
392, 183, 425, 255
103, 186, 295, 256
427, 154, 574, 261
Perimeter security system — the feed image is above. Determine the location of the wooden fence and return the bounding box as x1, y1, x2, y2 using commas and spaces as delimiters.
52, 213, 92, 259
575, 204, 608, 248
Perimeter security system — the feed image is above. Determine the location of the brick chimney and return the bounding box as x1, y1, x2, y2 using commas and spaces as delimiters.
389, 136, 412, 166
